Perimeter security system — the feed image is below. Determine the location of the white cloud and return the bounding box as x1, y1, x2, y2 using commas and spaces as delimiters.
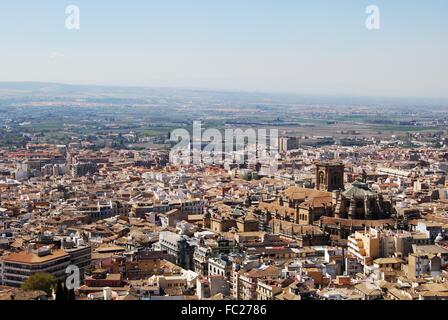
49, 52, 66, 59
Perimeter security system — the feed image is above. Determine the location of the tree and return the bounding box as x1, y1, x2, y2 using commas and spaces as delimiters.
55, 280, 66, 301
67, 288, 76, 301
21, 273, 56, 296
55, 280, 77, 301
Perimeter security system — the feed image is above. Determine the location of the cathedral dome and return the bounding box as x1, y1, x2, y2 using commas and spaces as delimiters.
343, 181, 377, 199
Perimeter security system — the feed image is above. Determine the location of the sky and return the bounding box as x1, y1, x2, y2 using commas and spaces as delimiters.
0, 0, 447, 98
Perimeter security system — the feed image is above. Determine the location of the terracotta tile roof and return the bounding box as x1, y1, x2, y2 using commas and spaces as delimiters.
245, 265, 281, 278
321, 217, 394, 228
259, 202, 296, 216
300, 196, 333, 209
284, 187, 331, 201
3, 250, 69, 264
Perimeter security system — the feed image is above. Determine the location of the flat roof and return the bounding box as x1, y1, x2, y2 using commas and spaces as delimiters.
3, 250, 69, 265
414, 245, 448, 255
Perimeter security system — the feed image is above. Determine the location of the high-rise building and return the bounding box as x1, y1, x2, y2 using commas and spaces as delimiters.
1, 248, 71, 287
279, 137, 300, 153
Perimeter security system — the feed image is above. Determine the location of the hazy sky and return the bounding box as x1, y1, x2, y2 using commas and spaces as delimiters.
0, 0, 447, 98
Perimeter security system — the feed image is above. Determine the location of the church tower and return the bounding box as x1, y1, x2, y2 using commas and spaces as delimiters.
316, 162, 345, 192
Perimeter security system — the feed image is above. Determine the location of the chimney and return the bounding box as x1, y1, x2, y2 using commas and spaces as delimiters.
26, 244, 34, 254
103, 287, 112, 301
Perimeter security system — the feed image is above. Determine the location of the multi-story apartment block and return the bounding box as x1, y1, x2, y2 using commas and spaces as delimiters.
232, 265, 281, 300
156, 231, 196, 270
347, 229, 380, 265
1, 248, 71, 287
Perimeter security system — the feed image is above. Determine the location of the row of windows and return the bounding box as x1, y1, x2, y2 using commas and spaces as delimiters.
209, 266, 228, 277
5, 259, 71, 270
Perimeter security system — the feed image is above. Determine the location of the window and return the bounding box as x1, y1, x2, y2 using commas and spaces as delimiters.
319, 172, 325, 185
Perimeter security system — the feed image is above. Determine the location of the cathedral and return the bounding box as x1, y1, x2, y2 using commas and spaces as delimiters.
315, 161, 391, 220
332, 181, 391, 220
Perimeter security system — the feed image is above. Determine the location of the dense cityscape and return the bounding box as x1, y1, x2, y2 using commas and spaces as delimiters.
1, 84, 448, 301
1, 2, 448, 314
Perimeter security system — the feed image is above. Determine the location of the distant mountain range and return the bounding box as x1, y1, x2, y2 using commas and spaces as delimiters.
0, 81, 446, 109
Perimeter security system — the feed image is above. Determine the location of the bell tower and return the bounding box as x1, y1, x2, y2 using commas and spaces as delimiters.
316, 162, 345, 192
